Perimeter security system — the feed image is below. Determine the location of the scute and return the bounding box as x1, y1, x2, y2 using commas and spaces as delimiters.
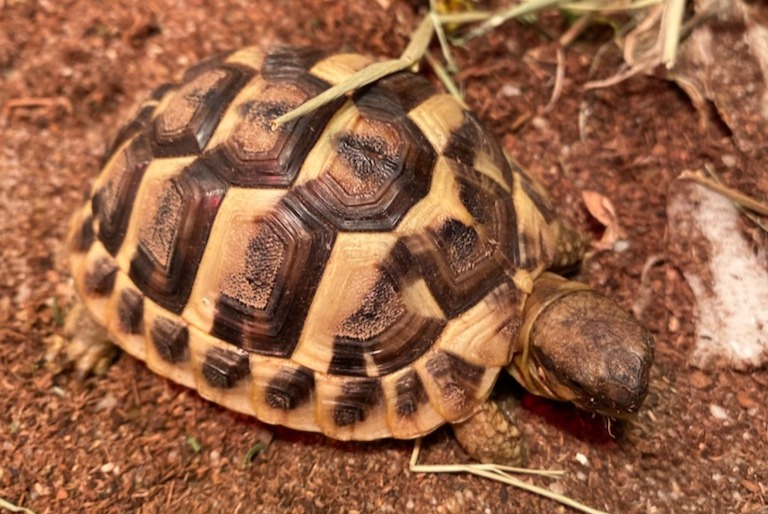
68, 46, 559, 442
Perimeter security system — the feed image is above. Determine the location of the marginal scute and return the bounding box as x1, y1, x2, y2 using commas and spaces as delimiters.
332, 378, 382, 427
117, 288, 144, 335
264, 366, 315, 410
83, 256, 118, 296
71, 214, 95, 254
423, 351, 486, 420
150, 316, 190, 364
202, 346, 251, 389
394, 369, 428, 417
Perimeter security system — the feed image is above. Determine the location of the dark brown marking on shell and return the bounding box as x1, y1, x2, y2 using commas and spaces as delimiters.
519, 171, 555, 223
455, 167, 521, 267
395, 369, 429, 418
117, 288, 144, 335
150, 316, 189, 364
211, 193, 335, 356
151, 66, 254, 158
442, 113, 481, 166
443, 112, 515, 190
202, 346, 251, 389
260, 47, 326, 80
129, 159, 228, 314
101, 98, 163, 169
332, 378, 382, 427
397, 222, 501, 318
389, 161, 524, 316
203, 61, 343, 189
71, 215, 95, 253
327, 259, 444, 377
265, 366, 315, 410
82, 257, 117, 296
329, 317, 446, 378
425, 352, 484, 414
352, 71, 436, 116
181, 51, 234, 81
294, 96, 436, 232
92, 135, 153, 256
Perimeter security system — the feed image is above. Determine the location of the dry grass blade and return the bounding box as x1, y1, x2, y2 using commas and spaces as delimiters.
680, 170, 768, 216
0, 498, 37, 514
679, 169, 768, 233
272, 15, 436, 128
456, 0, 564, 44
409, 439, 608, 514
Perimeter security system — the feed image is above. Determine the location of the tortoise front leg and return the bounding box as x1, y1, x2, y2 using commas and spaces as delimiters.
451, 398, 526, 465
64, 301, 118, 376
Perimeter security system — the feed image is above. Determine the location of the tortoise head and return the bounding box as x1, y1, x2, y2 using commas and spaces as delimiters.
508, 273, 654, 417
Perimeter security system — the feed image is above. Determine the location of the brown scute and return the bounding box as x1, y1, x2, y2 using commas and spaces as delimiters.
202, 346, 251, 389
151, 66, 253, 158
138, 181, 183, 271
394, 369, 429, 418
260, 47, 327, 80
518, 171, 556, 223
407, 225, 505, 317
150, 316, 190, 364
352, 71, 436, 116
82, 256, 118, 296
328, 269, 445, 377
336, 272, 404, 341
333, 132, 400, 196
294, 108, 436, 231
425, 352, 484, 416
454, 164, 520, 266
71, 214, 95, 253
265, 366, 315, 410
129, 159, 227, 314
329, 316, 445, 377
180, 51, 233, 82
435, 219, 487, 276
202, 73, 343, 189
117, 288, 144, 335
211, 194, 335, 356
221, 223, 286, 311
332, 378, 382, 427
441, 113, 481, 166
93, 135, 153, 256
101, 100, 161, 169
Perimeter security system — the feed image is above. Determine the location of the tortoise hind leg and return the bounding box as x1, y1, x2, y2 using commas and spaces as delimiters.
450, 398, 526, 465
64, 301, 119, 376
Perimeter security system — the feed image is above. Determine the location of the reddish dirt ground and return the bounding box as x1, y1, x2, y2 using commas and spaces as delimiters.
1, 1, 766, 513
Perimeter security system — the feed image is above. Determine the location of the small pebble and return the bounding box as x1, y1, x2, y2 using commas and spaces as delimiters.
575, 453, 590, 467
721, 154, 737, 167
709, 404, 729, 420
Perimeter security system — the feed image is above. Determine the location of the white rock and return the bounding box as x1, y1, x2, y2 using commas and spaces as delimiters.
667, 181, 768, 370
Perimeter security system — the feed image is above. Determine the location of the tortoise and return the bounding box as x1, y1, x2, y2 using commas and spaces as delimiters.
64, 46, 654, 464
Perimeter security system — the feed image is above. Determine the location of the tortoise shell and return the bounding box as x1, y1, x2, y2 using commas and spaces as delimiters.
67, 47, 562, 441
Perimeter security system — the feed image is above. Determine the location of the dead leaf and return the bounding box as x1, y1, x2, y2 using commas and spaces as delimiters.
582, 190, 627, 250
